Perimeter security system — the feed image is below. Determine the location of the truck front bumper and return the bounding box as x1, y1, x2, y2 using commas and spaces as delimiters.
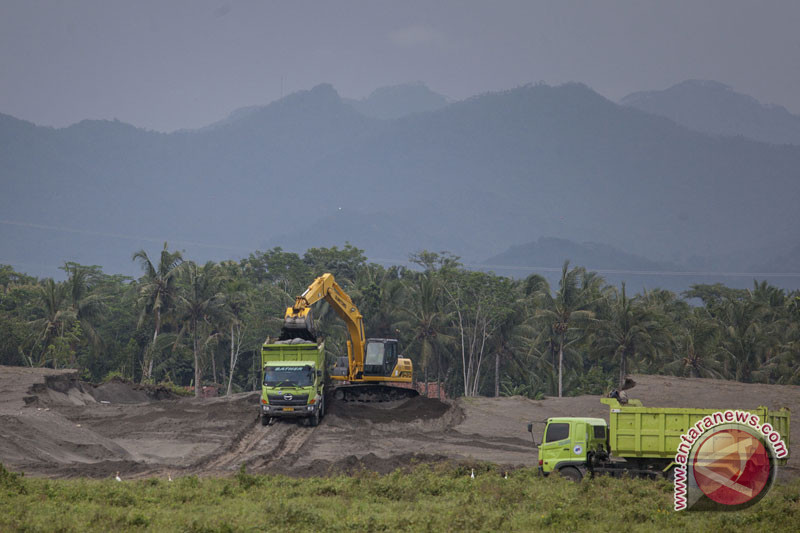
261, 404, 318, 418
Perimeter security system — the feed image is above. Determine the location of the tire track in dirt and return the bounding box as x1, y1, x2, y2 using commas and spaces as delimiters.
202, 424, 272, 471
191, 412, 272, 472
197, 418, 318, 473
249, 425, 315, 470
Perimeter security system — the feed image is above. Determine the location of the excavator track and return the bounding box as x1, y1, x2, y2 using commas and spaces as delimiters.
332, 383, 419, 402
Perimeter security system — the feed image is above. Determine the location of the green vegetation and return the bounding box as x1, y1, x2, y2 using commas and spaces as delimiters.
1, 245, 799, 398
1, 463, 798, 531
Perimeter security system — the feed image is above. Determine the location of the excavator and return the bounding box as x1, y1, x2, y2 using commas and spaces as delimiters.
280, 273, 417, 402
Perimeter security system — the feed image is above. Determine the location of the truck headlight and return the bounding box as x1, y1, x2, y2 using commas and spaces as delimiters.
263, 405, 270, 411
307, 405, 314, 411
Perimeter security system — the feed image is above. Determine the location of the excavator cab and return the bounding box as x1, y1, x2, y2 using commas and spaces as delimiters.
363, 339, 398, 377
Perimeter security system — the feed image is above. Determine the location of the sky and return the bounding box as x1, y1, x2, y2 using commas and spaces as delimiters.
1, 0, 799, 132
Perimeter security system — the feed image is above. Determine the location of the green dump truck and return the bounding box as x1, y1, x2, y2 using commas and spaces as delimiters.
260, 340, 326, 426
530, 396, 791, 481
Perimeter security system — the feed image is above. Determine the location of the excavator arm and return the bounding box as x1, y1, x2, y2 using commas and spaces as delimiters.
282, 273, 366, 379
282, 273, 415, 400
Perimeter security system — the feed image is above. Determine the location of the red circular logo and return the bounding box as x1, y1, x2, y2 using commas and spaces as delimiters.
692, 428, 772, 506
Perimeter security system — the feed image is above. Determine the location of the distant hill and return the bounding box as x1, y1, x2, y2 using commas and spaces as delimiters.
485, 237, 672, 272
1, 82, 799, 292
621, 80, 800, 145
483, 237, 800, 293
483, 237, 683, 292
206, 82, 449, 130
343, 83, 449, 119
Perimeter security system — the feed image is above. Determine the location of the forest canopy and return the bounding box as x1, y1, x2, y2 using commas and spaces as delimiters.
1, 243, 798, 398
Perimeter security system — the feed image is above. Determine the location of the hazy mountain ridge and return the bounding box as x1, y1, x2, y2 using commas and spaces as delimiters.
482, 237, 685, 292
1, 82, 799, 291
481, 237, 796, 294
485, 237, 675, 271
204, 82, 449, 130
621, 80, 800, 145
343, 82, 450, 119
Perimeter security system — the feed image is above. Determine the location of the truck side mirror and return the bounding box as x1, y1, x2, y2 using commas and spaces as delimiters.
527, 423, 537, 446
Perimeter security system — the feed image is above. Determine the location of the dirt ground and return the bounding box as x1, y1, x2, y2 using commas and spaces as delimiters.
1, 365, 797, 480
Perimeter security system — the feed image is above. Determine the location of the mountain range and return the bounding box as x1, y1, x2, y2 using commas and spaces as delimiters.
1, 81, 799, 292
621, 80, 800, 145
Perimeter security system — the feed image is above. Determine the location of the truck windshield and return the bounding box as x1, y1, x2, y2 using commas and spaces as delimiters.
544, 423, 570, 443
263, 365, 314, 387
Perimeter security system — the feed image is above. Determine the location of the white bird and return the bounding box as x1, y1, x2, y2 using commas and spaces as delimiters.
470, 468, 475, 479
168, 473, 173, 482
504, 472, 508, 480
115, 471, 122, 482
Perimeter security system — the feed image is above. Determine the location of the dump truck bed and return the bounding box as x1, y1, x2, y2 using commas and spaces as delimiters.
262, 341, 324, 365
602, 398, 790, 461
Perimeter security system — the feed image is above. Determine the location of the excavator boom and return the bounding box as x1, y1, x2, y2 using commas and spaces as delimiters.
282, 273, 365, 377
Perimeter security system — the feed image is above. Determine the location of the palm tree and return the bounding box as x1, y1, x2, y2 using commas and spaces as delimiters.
666, 309, 722, 378
219, 261, 250, 395
715, 296, 771, 382
28, 279, 77, 367
775, 294, 800, 384
176, 261, 227, 397
62, 263, 106, 353
534, 261, 599, 397
484, 279, 527, 398
355, 264, 405, 339
133, 243, 184, 382
492, 303, 525, 397
592, 284, 668, 388
400, 270, 453, 397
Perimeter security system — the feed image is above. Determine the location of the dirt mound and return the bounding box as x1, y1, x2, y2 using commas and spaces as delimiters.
326, 395, 452, 423
0, 410, 135, 470
88, 377, 178, 404
24, 373, 97, 408
1, 366, 797, 480
13, 371, 178, 408
0, 366, 77, 413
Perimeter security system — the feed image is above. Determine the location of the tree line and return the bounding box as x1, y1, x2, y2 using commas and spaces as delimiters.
1, 244, 798, 398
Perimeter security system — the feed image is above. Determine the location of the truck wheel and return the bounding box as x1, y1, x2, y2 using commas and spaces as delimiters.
320, 397, 325, 419
309, 408, 320, 427
558, 467, 583, 482
261, 415, 271, 426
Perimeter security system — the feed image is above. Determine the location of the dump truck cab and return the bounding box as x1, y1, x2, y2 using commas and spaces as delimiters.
537, 417, 608, 478
530, 396, 791, 481
260, 340, 326, 426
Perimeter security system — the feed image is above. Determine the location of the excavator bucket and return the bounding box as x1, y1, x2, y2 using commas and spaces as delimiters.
280, 308, 317, 342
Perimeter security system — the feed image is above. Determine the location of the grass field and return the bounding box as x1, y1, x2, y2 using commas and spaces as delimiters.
2, 463, 799, 532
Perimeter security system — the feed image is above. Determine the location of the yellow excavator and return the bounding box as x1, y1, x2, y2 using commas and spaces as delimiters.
281, 273, 417, 402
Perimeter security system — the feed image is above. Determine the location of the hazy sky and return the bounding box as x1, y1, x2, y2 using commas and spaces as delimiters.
2, 0, 799, 132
